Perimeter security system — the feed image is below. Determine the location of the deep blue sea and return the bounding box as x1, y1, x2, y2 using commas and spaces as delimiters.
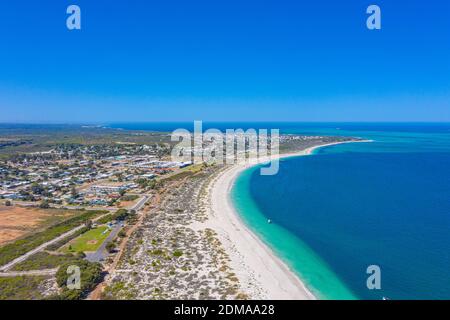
110, 122, 450, 299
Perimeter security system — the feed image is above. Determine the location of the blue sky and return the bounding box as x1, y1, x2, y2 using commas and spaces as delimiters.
0, 0, 449, 122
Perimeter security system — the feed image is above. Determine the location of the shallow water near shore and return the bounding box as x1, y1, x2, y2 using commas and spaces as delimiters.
232, 166, 358, 299
231, 124, 450, 300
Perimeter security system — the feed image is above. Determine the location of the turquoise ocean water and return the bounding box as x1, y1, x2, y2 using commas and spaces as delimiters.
231, 123, 450, 300
110, 122, 450, 299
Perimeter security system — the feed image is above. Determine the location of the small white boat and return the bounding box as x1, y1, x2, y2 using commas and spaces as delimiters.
267, 219, 272, 224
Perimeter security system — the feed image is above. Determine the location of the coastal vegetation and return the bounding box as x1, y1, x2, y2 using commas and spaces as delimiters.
0, 276, 52, 300
54, 260, 103, 300
96, 214, 113, 224
102, 280, 137, 300
105, 170, 246, 299
105, 241, 116, 253
120, 194, 139, 202
113, 208, 131, 221
12, 252, 83, 271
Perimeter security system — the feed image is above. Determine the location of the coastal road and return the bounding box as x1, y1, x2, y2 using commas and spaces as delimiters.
129, 195, 149, 212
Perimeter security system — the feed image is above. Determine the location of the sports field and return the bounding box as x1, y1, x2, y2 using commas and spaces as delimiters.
63, 226, 111, 253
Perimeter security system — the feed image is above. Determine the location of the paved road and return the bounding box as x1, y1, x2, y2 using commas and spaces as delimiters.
87, 196, 150, 263
86, 224, 123, 263
0, 268, 58, 277
130, 195, 149, 212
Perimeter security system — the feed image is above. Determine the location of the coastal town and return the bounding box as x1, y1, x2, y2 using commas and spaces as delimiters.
0, 126, 358, 299
0, 143, 189, 208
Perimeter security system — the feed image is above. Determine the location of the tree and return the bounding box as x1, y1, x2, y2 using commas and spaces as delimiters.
115, 173, 123, 182
39, 200, 50, 209
5, 200, 12, 206
31, 183, 45, 195
84, 220, 93, 230
113, 209, 129, 221
71, 186, 78, 198
105, 241, 116, 253
56, 260, 103, 300
136, 178, 148, 188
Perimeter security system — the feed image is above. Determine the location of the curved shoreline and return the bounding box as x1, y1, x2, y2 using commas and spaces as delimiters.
206, 140, 370, 299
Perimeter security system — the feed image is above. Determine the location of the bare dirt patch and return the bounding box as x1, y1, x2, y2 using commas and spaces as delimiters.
118, 200, 135, 208
0, 206, 75, 246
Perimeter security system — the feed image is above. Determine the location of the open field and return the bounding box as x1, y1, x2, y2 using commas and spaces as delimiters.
157, 163, 206, 183
0, 210, 106, 266
117, 195, 139, 208
117, 201, 136, 208
63, 226, 111, 253
0, 206, 79, 246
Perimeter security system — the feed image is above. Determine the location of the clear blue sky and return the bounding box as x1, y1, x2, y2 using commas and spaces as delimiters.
0, 0, 449, 123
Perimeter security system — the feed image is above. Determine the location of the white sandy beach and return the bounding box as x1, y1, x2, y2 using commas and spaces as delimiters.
204, 140, 369, 299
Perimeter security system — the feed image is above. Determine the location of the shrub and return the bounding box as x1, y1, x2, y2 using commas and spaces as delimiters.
120, 195, 139, 202
84, 220, 93, 230
173, 250, 183, 257
39, 200, 50, 209
55, 260, 103, 300
0, 276, 47, 300
105, 242, 116, 253
113, 209, 129, 221
12, 252, 81, 272
96, 214, 112, 224
151, 249, 163, 255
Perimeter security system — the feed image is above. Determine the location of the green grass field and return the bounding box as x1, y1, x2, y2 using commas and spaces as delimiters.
63, 226, 111, 253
